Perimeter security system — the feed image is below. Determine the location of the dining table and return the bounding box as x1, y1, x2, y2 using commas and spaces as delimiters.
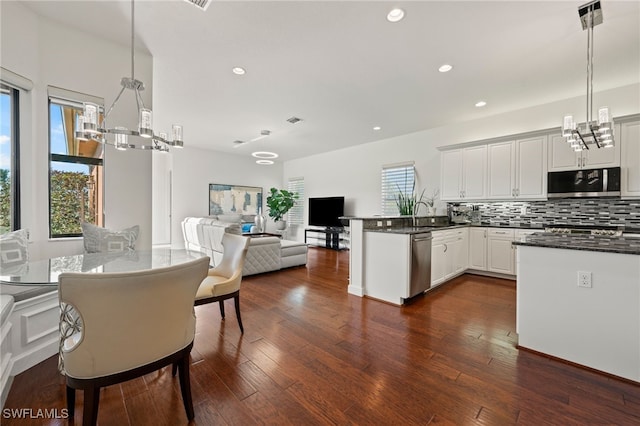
0, 248, 209, 288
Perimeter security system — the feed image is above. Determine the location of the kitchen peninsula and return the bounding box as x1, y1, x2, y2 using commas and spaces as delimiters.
345, 215, 453, 304
514, 233, 640, 382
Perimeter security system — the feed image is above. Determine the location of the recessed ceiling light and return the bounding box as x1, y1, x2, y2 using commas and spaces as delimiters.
475, 101, 487, 107
373, 126, 381, 131
256, 160, 274, 165
252, 151, 279, 159
232, 67, 246, 75
387, 8, 405, 23
438, 64, 453, 73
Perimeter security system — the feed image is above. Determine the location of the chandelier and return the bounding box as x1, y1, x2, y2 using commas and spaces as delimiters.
76, 0, 183, 152
562, 0, 614, 152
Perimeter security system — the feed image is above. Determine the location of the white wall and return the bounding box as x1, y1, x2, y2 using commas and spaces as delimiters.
283, 83, 640, 241
1, 2, 154, 260
168, 146, 282, 248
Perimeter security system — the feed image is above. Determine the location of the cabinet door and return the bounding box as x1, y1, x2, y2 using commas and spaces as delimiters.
487, 141, 515, 199
468, 228, 487, 270
487, 228, 515, 274
431, 240, 447, 287
453, 230, 468, 275
621, 120, 640, 197
513, 230, 537, 276
463, 145, 488, 199
583, 137, 620, 168
515, 136, 547, 199
441, 150, 463, 201
548, 133, 579, 171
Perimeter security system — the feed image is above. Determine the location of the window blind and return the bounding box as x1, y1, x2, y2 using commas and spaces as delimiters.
381, 163, 415, 215
287, 177, 304, 225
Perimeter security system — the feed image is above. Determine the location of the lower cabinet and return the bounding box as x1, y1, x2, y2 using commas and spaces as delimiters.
431, 228, 468, 287
468, 227, 539, 276
468, 227, 488, 270
487, 229, 515, 274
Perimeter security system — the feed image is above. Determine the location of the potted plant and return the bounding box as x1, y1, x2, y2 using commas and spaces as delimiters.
424, 189, 439, 216
395, 183, 425, 216
266, 187, 299, 230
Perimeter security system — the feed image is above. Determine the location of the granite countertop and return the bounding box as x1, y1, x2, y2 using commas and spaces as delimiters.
364, 225, 469, 235
513, 234, 640, 255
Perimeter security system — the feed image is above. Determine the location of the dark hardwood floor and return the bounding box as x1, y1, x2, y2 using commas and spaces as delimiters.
4, 247, 640, 425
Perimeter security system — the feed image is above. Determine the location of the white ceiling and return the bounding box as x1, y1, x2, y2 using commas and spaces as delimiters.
20, 0, 640, 162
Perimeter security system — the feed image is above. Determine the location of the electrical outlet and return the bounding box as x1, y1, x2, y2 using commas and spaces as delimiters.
386, 220, 392, 226
578, 271, 592, 288
377, 221, 383, 227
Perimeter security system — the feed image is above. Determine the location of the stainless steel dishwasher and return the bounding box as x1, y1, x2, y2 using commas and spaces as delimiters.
409, 232, 432, 297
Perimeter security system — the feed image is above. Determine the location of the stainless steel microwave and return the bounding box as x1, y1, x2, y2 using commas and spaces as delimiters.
547, 167, 621, 198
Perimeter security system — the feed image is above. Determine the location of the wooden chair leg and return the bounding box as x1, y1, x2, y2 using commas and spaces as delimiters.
234, 294, 244, 333
219, 300, 225, 319
83, 386, 100, 426
177, 354, 195, 421
66, 385, 75, 419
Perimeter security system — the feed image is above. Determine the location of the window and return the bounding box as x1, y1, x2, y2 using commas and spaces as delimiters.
381, 162, 415, 215
49, 91, 104, 238
0, 83, 20, 233
287, 177, 304, 225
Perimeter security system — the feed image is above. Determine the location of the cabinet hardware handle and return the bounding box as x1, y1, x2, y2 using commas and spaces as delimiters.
444, 243, 448, 253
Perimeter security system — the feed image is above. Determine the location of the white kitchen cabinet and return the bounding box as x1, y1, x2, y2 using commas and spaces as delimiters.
441, 146, 487, 201
621, 119, 640, 198
431, 234, 447, 287
487, 136, 547, 200
513, 229, 538, 276
548, 132, 620, 172
487, 228, 515, 274
431, 228, 468, 287
468, 227, 488, 270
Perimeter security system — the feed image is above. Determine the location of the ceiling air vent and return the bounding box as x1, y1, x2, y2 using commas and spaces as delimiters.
286, 116, 303, 124
183, 0, 211, 12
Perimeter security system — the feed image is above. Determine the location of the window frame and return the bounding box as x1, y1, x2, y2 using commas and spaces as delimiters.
48, 94, 105, 238
287, 177, 304, 225
381, 162, 415, 216
0, 83, 21, 231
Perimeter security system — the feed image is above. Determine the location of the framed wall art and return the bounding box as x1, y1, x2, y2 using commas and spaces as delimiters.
209, 184, 263, 217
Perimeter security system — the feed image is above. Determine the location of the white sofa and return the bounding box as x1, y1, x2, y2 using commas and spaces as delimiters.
181, 217, 307, 276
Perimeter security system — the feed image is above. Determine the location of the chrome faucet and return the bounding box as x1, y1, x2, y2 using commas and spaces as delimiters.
412, 201, 429, 227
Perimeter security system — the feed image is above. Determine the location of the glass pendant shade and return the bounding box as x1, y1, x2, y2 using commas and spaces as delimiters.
172, 124, 184, 148
75, 115, 88, 141
138, 108, 153, 138
83, 103, 99, 134
114, 127, 128, 150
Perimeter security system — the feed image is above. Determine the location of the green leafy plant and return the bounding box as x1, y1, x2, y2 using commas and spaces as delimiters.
395, 183, 425, 216
266, 187, 299, 222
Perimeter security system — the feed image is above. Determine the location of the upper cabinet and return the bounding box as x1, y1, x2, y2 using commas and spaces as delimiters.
487, 136, 547, 200
441, 146, 487, 201
548, 132, 620, 172
621, 119, 640, 198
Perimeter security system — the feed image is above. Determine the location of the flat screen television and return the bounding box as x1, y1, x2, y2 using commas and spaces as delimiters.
308, 196, 345, 228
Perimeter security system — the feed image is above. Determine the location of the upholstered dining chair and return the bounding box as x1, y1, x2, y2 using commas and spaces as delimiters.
58, 256, 210, 426
194, 233, 250, 333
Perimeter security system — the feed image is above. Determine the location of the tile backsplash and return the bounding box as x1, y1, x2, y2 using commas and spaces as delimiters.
458, 199, 640, 229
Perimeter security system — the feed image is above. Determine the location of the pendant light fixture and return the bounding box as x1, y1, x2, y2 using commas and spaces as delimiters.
76, 0, 183, 152
562, 0, 614, 152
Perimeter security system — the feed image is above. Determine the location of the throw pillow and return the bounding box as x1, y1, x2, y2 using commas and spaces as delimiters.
0, 228, 29, 267
82, 223, 140, 253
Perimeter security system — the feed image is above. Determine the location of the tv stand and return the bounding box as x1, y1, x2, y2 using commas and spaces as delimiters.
305, 228, 347, 250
